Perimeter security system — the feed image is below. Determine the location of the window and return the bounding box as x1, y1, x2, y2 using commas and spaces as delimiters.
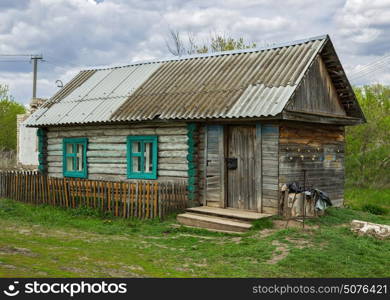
127, 136, 158, 179
63, 138, 88, 178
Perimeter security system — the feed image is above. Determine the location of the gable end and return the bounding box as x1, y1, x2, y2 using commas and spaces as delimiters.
286, 55, 347, 116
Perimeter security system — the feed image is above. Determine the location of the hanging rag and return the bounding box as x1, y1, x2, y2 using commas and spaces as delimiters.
311, 189, 332, 211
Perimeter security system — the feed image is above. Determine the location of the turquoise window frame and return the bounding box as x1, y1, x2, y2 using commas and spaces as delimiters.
62, 137, 88, 178
127, 136, 158, 179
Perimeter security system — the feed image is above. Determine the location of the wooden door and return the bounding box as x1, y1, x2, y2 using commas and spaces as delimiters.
227, 126, 257, 210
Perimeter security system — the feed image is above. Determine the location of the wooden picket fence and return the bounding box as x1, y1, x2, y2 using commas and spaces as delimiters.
0, 171, 187, 219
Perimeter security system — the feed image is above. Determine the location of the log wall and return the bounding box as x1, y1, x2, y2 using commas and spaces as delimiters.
46, 122, 189, 182
279, 123, 345, 207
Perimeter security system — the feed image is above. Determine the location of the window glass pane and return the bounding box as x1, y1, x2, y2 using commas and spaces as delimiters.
76, 157, 82, 171
132, 142, 140, 153
67, 157, 74, 171
66, 143, 73, 154
77, 144, 83, 155
76, 144, 84, 171
64, 139, 87, 177
132, 156, 141, 172
144, 142, 153, 173
128, 137, 157, 178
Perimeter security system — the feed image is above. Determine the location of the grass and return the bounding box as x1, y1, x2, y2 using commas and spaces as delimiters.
345, 188, 390, 215
0, 189, 389, 278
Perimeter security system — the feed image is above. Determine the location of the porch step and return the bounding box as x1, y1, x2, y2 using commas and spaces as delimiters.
186, 206, 273, 223
177, 213, 252, 233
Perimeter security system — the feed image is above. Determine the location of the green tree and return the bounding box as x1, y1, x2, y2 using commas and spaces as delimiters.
197, 34, 256, 53
0, 84, 26, 150
166, 29, 256, 56
346, 84, 390, 188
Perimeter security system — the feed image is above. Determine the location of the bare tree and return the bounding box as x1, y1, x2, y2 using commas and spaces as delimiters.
165, 28, 257, 56
165, 29, 185, 56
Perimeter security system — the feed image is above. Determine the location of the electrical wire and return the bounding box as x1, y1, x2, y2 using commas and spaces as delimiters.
350, 62, 390, 81
348, 53, 390, 82
349, 54, 390, 75
0, 60, 30, 62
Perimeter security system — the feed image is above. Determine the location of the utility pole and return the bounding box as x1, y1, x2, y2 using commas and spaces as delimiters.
31, 55, 43, 99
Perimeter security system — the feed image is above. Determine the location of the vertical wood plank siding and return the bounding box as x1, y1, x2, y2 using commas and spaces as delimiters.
197, 123, 279, 213
202, 125, 225, 208
255, 124, 262, 212
287, 56, 346, 116
227, 126, 256, 210
279, 123, 345, 207
261, 124, 280, 213
46, 123, 189, 182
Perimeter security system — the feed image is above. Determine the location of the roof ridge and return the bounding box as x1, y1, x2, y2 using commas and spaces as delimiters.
82, 34, 329, 72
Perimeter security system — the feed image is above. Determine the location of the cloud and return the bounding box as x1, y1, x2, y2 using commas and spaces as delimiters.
0, 0, 389, 104
336, 0, 390, 54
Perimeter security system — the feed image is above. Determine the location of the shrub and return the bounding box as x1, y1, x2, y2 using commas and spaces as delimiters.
361, 204, 388, 215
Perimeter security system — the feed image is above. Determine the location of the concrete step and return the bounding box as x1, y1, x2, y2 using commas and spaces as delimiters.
177, 212, 252, 233
186, 206, 272, 223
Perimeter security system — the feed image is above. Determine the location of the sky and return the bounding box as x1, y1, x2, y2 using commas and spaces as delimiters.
0, 0, 389, 105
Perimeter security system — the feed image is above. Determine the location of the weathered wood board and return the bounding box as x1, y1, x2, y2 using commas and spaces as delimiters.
227, 125, 256, 210
46, 122, 189, 182
287, 55, 347, 116
261, 124, 279, 212
279, 123, 345, 206
203, 125, 224, 207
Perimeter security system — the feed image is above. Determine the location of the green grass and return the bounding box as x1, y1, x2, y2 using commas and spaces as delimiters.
345, 188, 390, 215
0, 190, 389, 278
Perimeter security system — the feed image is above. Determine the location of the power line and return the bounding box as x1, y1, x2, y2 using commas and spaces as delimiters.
351, 60, 390, 78
349, 54, 390, 75
350, 61, 390, 81
0, 54, 41, 57
0, 60, 31, 62
348, 52, 390, 82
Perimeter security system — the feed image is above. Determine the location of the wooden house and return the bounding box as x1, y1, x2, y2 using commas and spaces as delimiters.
25, 35, 365, 229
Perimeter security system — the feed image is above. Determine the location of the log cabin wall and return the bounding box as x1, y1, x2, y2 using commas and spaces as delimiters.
45, 122, 189, 182
279, 123, 345, 207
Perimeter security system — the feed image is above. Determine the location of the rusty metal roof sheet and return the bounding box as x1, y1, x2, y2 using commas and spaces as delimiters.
25, 35, 329, 126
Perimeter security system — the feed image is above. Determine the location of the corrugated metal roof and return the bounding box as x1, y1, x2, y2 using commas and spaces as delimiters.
25, 35, 329, 126
25, 63, 162, 126
111, 38, 325, 121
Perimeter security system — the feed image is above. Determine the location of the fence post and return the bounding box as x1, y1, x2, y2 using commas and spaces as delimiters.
1, 173, 188, 221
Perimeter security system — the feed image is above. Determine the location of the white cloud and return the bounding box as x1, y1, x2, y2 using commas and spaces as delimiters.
0, 0, 389, 104
336, 0, 390, 50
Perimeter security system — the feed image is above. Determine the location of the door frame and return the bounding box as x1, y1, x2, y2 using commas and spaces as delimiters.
204, 122, 263, 212
225, 124, 261, 211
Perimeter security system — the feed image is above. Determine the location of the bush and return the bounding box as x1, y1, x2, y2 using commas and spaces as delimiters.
346, 85, 390, 188
0, 84, 26, 150
361, 204, 388, 215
